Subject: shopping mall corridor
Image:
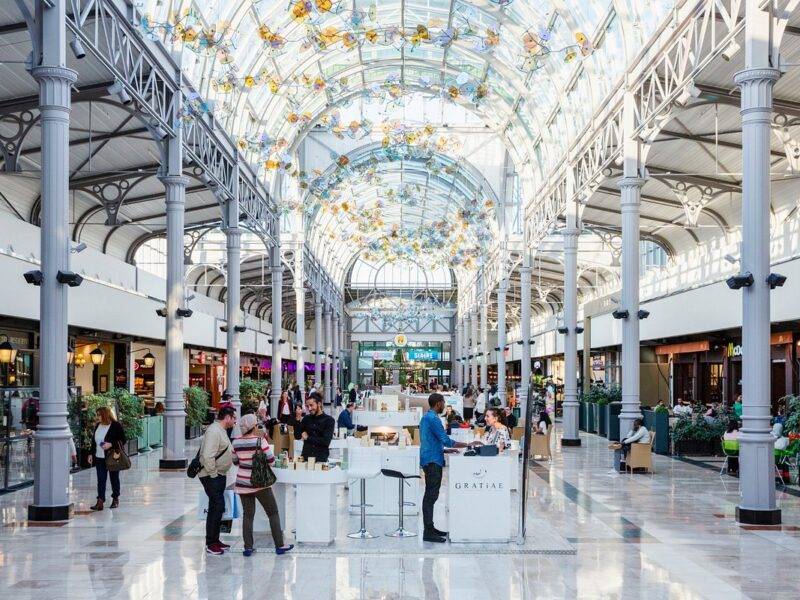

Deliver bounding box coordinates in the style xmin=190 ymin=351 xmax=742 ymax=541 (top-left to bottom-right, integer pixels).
xmin=1 ymin=430 xmax=799 ymax=600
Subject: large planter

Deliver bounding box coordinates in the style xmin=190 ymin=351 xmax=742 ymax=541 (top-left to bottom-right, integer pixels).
xmin=578 ymin=402 xmax=587 ymax=431
xmin=607 ymin=402 xmax=622 ymax=441
xmin=137 ymin=417 xmax=150 ymax=451
xmin=598 ymin=404 xmax=608 ymax=438
xmin=642 ymin=409 xmax=670 ymax=455
xmin=149 ymin=415 xmax=163 ymax=447
xmin=673 ymin=439 xmax=722 ymax=456
xmin=586 ymin=403 xmax=597 ymax=433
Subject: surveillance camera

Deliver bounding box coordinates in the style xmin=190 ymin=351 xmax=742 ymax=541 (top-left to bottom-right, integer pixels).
xmin=766 ymin=273 xmax=787 ymax=289
xmin=155 ymin=307 xmax=168 ymax=318
xmin=557 ymin=326 xmax=568 ymax=334
xmin=726 ymin=272 xmax=754 ymax=290
xmin=575 ymin=326 xmax=585 ymax=334
xmin=177 ymin=308 xmax=193 ymax=318
xmin=234 ymin=325 xmax=247 ymax=333
xmin=56 ymin=271 xmax=83 ymax=287
xmin=612 ymin=309 xmax=629 ymax=320
xmin=637 ymin=309 xmax=650 ymax=320
xmin=23 ymin=270 xmax=43 ymax=286
xmin=723 ymin=254 xmax=739 ymax=264
xmin=71 ymin=242 xmax=87 ymax=254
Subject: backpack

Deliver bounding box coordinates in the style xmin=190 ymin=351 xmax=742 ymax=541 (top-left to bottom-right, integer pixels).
xmin=250 ymin=443 xmax=277 ymax=488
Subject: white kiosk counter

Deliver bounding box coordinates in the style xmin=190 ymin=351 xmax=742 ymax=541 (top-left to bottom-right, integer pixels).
xmin=273 ymin=466 xmax=348 ymax=544
xmin=447 ymin=453 xmax=513 ymax=543
xmin=353 ymin=409 xmax=421 ymax=430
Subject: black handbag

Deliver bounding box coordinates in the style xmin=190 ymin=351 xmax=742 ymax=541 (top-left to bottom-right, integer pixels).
xmin=250 ymin=445 xmax=277 ymax=488
xmin=187 ymin=445 xmax=228 ymax=478
xmin=105 ymin=441 xmax=131 ymax=472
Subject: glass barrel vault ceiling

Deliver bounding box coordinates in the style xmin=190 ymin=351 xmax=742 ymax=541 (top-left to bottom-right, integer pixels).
xmin=137 ymin=0 xmax=679 ymax=282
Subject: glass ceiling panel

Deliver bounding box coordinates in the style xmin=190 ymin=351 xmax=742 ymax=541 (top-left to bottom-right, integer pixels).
xmin=135 ymin=0 xmax=674 ymax=283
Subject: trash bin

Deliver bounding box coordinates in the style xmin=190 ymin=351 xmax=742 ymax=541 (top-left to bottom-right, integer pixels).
xmin=607 ymin=402 xmax=622 ymax=441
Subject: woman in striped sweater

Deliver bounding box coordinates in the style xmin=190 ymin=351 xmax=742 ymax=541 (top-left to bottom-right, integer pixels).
xmin=233 ymin=413 xmax=293 ymax=556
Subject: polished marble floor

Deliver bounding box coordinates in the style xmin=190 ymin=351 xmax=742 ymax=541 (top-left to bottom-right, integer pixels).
xmin=2 ymin=430 xmax=800 ymax=600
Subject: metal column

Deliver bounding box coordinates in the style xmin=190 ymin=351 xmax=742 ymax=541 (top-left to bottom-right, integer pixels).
xmin=583 ymin=316 xmax=592 ymax=394
xmin=333 ymin=312 xmax=340 ymax=397
xmin=497 ymin=279 xmax=508 ymax=405
xmin=324 ymin=307 xmax=332 ymax=404
xmin=158 ymin=134 xmax=190 ymax=469
xmin=314 ymin=298 xmax=323 ymax=391
xmin=561 ymin=226 xmax=580 ymax=445
xmin=470 ymin=308 xmax=479 ymax=388
xmin=519 ymin=256 xmax=532 ymax=418
xmin=294 ymin=250 xmax=305 ymax=395
xmin=224 ymin=167 xmax=241 ymax=417
xmin=734 ymin=8 xmax=782 ymax=523
xmin=28 ymin=1 xmax=78 ymax=520
xmin=480 ymin=301 xmax=489 ymax=388
xmin=270 ymin=245 xmax=282 ymax=418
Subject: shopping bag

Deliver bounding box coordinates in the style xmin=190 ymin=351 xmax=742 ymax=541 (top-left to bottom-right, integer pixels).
xmin=197 ymin=489 xmax=242 ymax=520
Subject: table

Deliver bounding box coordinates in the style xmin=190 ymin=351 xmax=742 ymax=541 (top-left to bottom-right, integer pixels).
xmin=447 ymin=453 xmax=513 ymax=543
xmin=272 ymin=467 xmax=348 ymax=544
xmin=347 ymin=445 xmax=420 ymax=515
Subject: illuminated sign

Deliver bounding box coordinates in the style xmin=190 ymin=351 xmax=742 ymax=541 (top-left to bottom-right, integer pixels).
xmin=407 ymin=349 xmax=440 ymax=361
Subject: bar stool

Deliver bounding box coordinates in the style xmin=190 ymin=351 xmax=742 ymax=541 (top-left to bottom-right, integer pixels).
xmin=347 ymin=449 xmax=382 ymax=539
xmin=381 ymin=468 xmax=421 ymax=538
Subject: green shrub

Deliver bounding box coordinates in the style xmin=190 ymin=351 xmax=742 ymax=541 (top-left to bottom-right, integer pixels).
xmin=106 ymin=388 xmax=144 ymax=440
xmin=68 ymin=393 xmax=113 ymax=451
xmin=783 ymin=394 xmax=800 ymax=436
xmin=654 ymin=404 xmax=669 ymax=415
xmin=670 ymin=413 xmax=728 ymax=445
xmin=239 ymin=378 xmax=267 ymax=414
xmin=583 ymin=384 xmax=621 ymax=406
xmin=184 ymin=386 xmax=210 ymax=428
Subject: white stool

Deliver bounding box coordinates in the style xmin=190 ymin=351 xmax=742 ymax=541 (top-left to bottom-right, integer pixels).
xmin=346 ymin=447 xmax=382 ymax=539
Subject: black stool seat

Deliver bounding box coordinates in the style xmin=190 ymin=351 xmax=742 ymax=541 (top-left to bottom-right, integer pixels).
xmin=381 ymin=468 xmax=421 ymax=480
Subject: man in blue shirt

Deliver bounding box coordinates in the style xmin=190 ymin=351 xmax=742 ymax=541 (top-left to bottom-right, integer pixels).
xmin=419 ymin=393 xmax=470 ymax=543
xmin=337 ymin=402 xmax=356 ymax=433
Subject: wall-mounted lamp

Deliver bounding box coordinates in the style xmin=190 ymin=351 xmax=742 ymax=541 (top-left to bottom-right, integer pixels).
xmin=0 ymin=335 xmax=17 ymax=364
xmin=90 ymin=346 xmax=106 ymax=366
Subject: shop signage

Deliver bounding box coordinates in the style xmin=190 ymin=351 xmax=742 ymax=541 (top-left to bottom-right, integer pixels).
xmin=453 ymin=468 xmax=505 ymax=491
xmin=727 ymin=343 xmax=742 ymax=358
xmin=394 ymin=333 xmax=408 ymax=347
xmin=370 ymin=350 xmax=395 ymax=361
xmin=407 ymin=348 xmax=440 ymax=361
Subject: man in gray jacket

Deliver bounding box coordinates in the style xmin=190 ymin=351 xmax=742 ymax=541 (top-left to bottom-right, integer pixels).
xmin=200 ymin=405 xmax=235 ymax=555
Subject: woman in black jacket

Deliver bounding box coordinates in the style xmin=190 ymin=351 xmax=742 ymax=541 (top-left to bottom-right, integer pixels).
xmin=89 ymin=406 xmax=126 ymax=511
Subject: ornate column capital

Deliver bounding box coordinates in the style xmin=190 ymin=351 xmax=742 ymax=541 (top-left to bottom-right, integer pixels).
xmin=617 ymin=176 xmax=646 ymax=191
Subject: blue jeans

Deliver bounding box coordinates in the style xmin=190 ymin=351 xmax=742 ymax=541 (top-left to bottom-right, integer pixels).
xmin=95 ymin=457 xmax=120 ymax=501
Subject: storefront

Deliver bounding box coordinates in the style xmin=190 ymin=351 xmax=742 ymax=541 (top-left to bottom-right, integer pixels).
xmin=656 ymin=330 xmax=796 ymax=411
xmin=0 ymin=327 xmax=35 ymax=388
xmin=189 ymin=349 xmax=226 ymax=407
xmin=357 ymin=342 xmax=449 ymax=388
xmin=72 ymin=338 xmax=129 ymax=396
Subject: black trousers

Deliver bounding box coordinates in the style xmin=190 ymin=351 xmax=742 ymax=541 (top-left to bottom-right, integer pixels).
xmin=200 ymin=475 xmax=227 ymax=546
xmin=94 ymin=457 xmax=120 ymax=501
xmin=422 ymin=463 xmax=443 ymax=533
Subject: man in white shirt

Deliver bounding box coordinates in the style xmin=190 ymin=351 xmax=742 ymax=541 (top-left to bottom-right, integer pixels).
xmin=673 ymin=398 xmax=692 ymax=418
xmin=620 ymin=418 xmax=650 ymax=460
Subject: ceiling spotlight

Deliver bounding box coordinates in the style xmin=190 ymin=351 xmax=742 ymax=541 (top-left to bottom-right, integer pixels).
xmin=107 ymin=80 xmax=131 ymax=105
xmin=674 ymin=82 xmax=701 ymax=106
xmin=151 ymin=123 xmax=168 ymax=140
xmin=71 ymin=242 xmax=87 ymax=253
xmin=69 ymin=36 xmax=86 ymax=60
xmin=766 ymin=273 xmax=787 ymax=289
xmin=637 ymin=309 xmax=650 ymax=320
xmin=56 ymin=270 xmax=83 ymax=287
xmin=23 ymin=270 xmax=43 ymax=286
xmin=612 ymin=309 xmax=629 ymax=320
xmin=723 ymin=254 xmax=739 ymax=264
xmin=726 ymin=272 xmax=754 ymax=290
xmin=721 ymin=39 xmax=741 ymax=62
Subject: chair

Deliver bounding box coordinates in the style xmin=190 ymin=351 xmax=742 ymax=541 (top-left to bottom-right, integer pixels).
xmin=626 ymin=433 xmax=656 ymax=474
xmin=511 ymin=426 xmax=524 ymax=442
xmin=530 ymin=429 xmax=552 ymax=460
xmin=347 ymin=448 xmax=382 ymax=539
xmin=381 ymin=468 xmax=421 ymax=538
xmin=720 ymin=439 xmax=739 ymax=477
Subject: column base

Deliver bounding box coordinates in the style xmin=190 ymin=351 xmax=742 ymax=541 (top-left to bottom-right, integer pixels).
xmin=159 ymin=458 xmax=188 ymax=470
xmin=561 ymin=438 xmax=582 ymax=447
xmin=736 ymin=506 xmax=781 ymax=525
xmin=28 ymin=503 xmax=73 ymax=522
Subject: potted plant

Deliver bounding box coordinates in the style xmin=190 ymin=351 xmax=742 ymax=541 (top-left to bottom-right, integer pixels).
xmin=642 ymin=403 xmax=670 ymax=454
xmin=670 ymin=413 xmax=728 ymax=456
xmin=68 ymin=393 xmax=115 ymax=468
xmin=239 ymin=378 xmax=267 ymax=414
xmin=106 ymin=388 xmax=144 ymax=457
xmin=184 ymin=386 xmax=209 ymax=439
